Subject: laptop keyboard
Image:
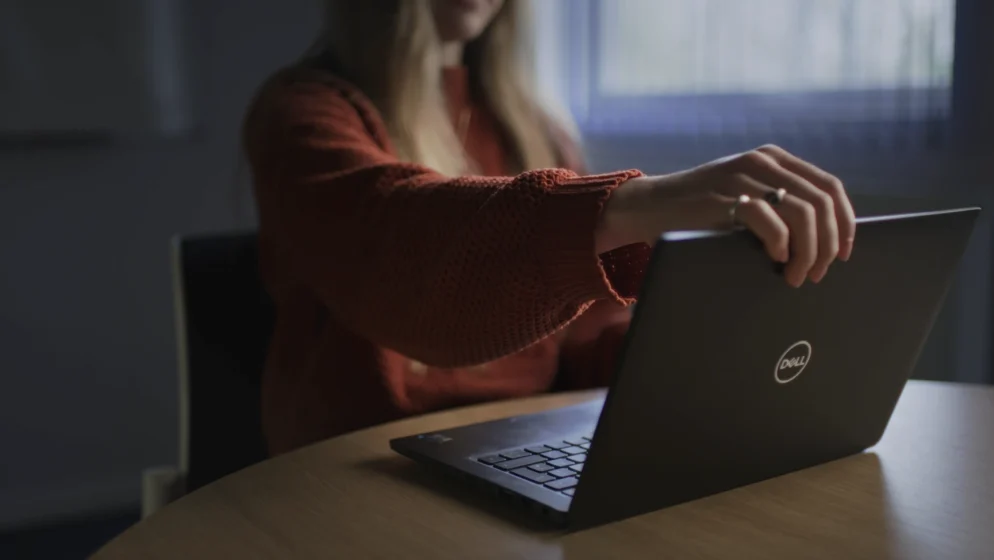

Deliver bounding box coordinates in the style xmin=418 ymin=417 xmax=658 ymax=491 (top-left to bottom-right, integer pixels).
xmin=476 ymin=436 xmax=592 ymax=497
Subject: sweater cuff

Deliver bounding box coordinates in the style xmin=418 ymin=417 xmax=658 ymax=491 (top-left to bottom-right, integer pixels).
xmin=598 ymin=242 xmax=653 ymax=300
xmin=537 ymin=169 xmax=644 ymax=309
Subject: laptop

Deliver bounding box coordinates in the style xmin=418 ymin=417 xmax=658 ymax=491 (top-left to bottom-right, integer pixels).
xmin=390 ymin=207 xmax=979 ymax=529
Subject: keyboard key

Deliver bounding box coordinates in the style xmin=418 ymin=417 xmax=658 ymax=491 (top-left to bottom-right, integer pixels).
xmin=529 ymin=463 xmax=555 ymax=473
xmin=541 ymin=450 xmax=567 ymax=459
xmin=547 ymin=458 xmax=574 ymax=468
xmin=545 ymin=477 xmax=579 ymax=490
xmin=547 ymin=441 xmax=573 ymax=449
xmin=511 ymin=467 xmax=556 ymax=484
xmin=524 ymin=446 xmax=550 ymax=454
xmin=494 ymin=455 xmax=546 ymax=470
xmin=563 ymin=488 xmax=576 ymax=496
xmin=580 ymin=443 xmax=590 ymax=450
xmin=500 ymin=449 xmax=532 ymax=460
xmin=564 ymin=438 xmax=586 ymax=446
xmin=570 ymin=453 xmax=587 ymax=463
xmin=569 ymin=463 xmax=583 ymax=473
xmin=548 ymin=468 xmax=575 ymax=478
xmin=561 ymin=446 xmax=585 ymax=455
xmin=478 ymin=455 xmax=504 ymax=464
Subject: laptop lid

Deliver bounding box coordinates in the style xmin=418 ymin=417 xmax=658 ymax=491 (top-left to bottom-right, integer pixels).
xmin=569 ymin=208 xmax=979 ymax=529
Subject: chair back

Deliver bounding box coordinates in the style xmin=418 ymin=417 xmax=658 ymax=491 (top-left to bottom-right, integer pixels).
xmin=172 ymin=231 xmax=273 ymax=492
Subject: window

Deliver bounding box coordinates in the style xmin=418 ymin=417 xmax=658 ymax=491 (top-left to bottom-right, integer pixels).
xmin=546 ymin=0 xmax=959 ymax=150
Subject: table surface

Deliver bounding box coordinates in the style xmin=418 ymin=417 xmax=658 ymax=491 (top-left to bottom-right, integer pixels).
xmin=94 ymin=380 xmax=994 ymax=560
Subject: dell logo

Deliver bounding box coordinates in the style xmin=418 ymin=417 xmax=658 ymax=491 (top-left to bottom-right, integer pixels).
xmin=775 ymin=341 xmax=812 ymax=384
xmin=781 ymin=356 xmax=807 ymax=369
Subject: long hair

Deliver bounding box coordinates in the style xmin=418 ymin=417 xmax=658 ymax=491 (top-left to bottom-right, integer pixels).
xmin=305 ymin=0 xmax=564 ymax=175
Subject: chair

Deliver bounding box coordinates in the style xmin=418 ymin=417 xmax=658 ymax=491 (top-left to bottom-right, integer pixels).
xmin=142 ymin=232 xmax=274 ymax=517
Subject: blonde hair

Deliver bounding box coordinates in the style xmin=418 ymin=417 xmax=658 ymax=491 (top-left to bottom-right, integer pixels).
xmin=307 ymin=0 xmax=563 ymax=175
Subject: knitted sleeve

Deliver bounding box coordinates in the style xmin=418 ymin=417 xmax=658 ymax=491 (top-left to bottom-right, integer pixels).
xmin=245 ymin=76 xmax=642 ymax=367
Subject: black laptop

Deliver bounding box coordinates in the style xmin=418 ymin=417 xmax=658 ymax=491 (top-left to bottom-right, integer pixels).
xmin=391 ymin=208 xmax=979 ymax=529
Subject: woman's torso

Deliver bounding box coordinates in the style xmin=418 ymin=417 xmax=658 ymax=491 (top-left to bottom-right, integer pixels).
xmin=257 ymin=67 xmax=569 ymax=454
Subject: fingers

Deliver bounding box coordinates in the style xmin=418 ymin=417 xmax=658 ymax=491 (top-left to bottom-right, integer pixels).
xmin=730 ymin=150 xmax=839 ymax=283
xmin=757 ymin=145 xmax=856 ymax=261
xmin=724 ymin=174 xmax=818 ymax=287
xmin=651 ymin=144 xmax=853 ymax=288
xmin=729 ymin=196 xmax=790 ymax=265
xmin=775 ymin=195 xmax=819 ymax=287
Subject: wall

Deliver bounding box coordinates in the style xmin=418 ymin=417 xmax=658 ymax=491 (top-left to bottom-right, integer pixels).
xmin=0 ymin=0 xmax=321 ymax=528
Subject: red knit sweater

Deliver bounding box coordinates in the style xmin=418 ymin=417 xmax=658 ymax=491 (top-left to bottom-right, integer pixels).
xmin=244 ymin=66 xmax=651 ymax=455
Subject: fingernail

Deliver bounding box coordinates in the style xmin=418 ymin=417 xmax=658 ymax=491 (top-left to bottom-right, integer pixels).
xmin=810 ymin=268 xmax=826 ymax=284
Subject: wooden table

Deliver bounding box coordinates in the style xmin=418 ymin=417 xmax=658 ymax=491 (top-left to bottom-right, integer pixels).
xmin=95 ymin=380 xmax=994 ymax=559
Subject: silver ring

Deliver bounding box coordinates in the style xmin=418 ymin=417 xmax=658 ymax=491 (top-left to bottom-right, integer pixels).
xmin=764 ymin=188 xmax=787 ymax=206
xmin=729 ymin=194 xmax=751 ymax=226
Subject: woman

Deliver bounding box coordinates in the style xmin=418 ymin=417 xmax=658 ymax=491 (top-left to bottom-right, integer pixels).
xmin=244 ymin=0 xmax=856 ymax=455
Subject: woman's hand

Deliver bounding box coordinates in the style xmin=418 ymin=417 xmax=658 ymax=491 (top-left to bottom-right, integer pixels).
xmin=596 ymin=145 xmax=856 ymax=287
